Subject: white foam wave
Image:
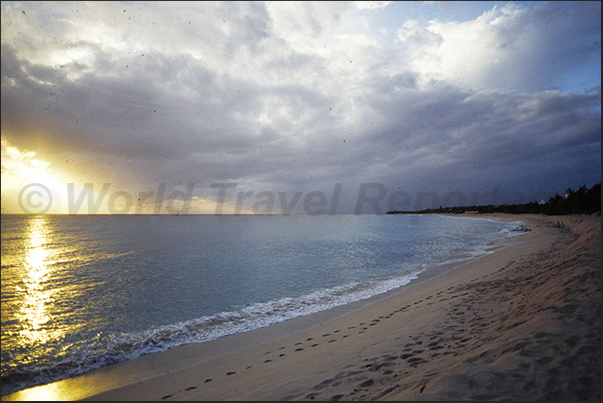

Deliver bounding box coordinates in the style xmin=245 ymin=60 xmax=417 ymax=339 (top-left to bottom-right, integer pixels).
xmin=498 ymin=220 xmax=530 ymax=237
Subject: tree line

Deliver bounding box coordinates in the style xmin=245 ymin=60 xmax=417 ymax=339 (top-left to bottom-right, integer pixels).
xmin=386 ymin=183 xmax=601 ymax=216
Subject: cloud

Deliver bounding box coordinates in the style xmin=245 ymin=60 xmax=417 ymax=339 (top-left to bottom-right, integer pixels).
xmin=397 ymin=2 xmax=601 ymax=92
xmin=354 ymin=2 xmax=393 ymax=11
xmin=1 ymin=1 xmax=600 ymax=213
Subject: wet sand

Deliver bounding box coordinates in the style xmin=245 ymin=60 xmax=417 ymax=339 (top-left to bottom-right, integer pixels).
xmin=3 ymin=214 xmax=600 ymax=401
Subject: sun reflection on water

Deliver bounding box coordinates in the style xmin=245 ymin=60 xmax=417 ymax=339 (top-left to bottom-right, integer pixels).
xmin=16 ymin=216 xmax=60 ymax=346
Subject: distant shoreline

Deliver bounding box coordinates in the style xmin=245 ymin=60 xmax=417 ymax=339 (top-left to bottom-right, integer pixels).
xmin=386 ymin=183 xmax=601 ymax=216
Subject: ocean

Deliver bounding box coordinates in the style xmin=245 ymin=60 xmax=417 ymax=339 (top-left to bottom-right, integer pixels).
xmin=0 ymin=214 xmax=526 ymax=396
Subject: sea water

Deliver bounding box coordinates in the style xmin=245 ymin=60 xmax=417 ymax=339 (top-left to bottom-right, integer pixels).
xmin=1 ymin=214 xmax=527 ymax=395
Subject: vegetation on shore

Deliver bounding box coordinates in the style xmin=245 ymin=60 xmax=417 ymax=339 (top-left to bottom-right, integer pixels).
xmin=386 ymin=183 xmax=601 ymax=216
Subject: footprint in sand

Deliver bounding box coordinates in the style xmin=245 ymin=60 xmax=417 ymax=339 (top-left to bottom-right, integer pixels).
xmin=359 ymin=379 xmax=374 ymax=388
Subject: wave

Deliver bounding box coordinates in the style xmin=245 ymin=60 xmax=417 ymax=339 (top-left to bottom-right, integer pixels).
xmin=497 ymin=220 xmax=530 ymax=237
xmin=1 ymin=270 xmax=421 ymax=396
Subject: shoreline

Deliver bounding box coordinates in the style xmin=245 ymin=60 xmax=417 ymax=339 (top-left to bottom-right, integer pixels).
xmin=2 ymin=214 xmax=600 ymax=401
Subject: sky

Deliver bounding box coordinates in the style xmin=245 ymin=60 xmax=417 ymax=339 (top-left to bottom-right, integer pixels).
xmin=1 ymin=1 xmax=601 ymax=214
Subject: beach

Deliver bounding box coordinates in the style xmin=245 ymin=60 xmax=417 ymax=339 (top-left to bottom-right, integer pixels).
xmin=3 ymin=214 xmax=600 ymax=401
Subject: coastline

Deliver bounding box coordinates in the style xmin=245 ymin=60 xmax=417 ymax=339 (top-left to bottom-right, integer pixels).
xmin=2 ymin=214 xmax=600 ymax=401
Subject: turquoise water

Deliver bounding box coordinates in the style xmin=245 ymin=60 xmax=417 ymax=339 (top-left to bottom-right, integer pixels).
xmin=1 ymin=214 xmax=525 ymax=395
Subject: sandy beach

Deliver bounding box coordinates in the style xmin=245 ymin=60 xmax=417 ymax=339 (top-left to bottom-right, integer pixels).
xmin=3 ymin=214 xmax=600 ymax=401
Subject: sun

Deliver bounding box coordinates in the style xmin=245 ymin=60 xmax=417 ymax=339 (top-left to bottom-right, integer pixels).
xmin=1 ymin=138 xmax=72 ymax=214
